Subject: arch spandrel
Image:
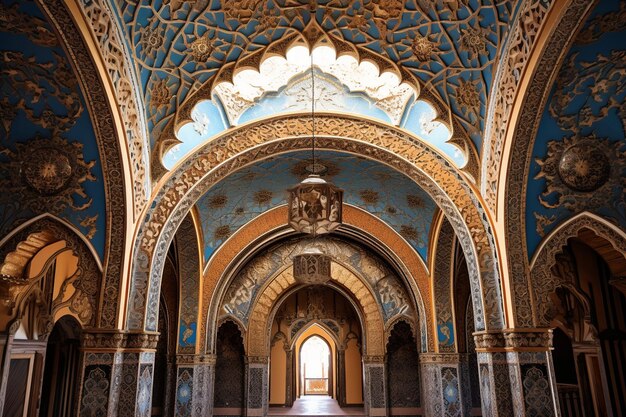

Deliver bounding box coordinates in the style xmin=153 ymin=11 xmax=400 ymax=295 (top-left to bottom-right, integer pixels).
xmin=127 ymin=114 xmax=503 ymax=336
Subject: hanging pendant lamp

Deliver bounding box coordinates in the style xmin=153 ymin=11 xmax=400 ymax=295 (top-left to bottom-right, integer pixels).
xmin=287 ymin=51 xmax=343 ymax=236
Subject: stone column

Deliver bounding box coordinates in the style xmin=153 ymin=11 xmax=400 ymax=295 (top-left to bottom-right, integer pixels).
xmin=419 ymin=353 xmax=471 ymax=417
xmin=337 ymin=347 xmax=346 ymax=407
xmin=77 ymin=331 xmax=159 ymax=417
xmin=474 ymin=329 xmax=560 ymax=417
xmin=362 ymin=355 xmax=387 ymax=417
xmin=284 ymin=349 xmax=294 ymax=406
xmin=174 ymin=354 xmax=217 ymax=417
xmin=245 ymin=356 xmax=269 ymax=417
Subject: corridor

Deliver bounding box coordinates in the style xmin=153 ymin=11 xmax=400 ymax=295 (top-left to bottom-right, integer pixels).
xmin=268 ymin=396 xmax=365 ymax=416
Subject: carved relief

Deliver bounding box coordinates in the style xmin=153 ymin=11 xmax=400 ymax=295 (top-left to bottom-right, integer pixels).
xmin=530 ymin=215 xmax=626 ymax=327
xmin=38 ymin=0 xmax=129 ymax=329
xmin=502 ymin=0 xmax=594 ymax=327
xmin=127 ymin=115 xmax=502 ymax=349
xmin=482 ymin=0 xmax=554 ymax=212
xmin=75 ymin=0 xmax=149 ymax=217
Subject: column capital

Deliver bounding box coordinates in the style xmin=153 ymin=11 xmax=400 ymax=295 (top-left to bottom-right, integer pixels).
xmin=362 ymin=354 xmax=385 ymax=364
xmin=419 ymin=352 xmax=468 ymax=364
xmin=245 ymin=355 xmax=269 ymax=365
xmin=176 ymin=353 xmax=217 ymax=365
xmin=473 ymin=328 xmax=552 ymax=352
xmin=81 ymin=330 xmax=160 ymax=351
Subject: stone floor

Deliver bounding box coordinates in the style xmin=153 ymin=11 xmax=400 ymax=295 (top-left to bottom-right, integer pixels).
xmin=268 ymin=396 xmax=365 ymax=416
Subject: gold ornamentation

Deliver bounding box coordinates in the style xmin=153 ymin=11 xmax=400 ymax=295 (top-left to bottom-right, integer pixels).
xmin=360 ymin=189 xmax=379 ymax=204
xmin=500 ymin=0 xmax=594 ymax=327
xmin=187 ymin=34 xmax=214 ymax=62
xmin=75 ymin=0 xmax=149 ymax=217
xmin=39 ymin=0 xmax=128 ymax=329
xmin=1 ymin=135 xmax=95 ymax=214
xmin=129 ymin=114 xmax=500 ymax=335
xmin=139 ymin=25 xmax=164 ymax=60
xmin=533 ymin=135 xmax=624 ymax=234
xmin=253 ymin=190 xmax=273 ymax=205
xmin=482 ymin=0 xmax=555 ymax=212
xmin=455 ymin=78 xmax=480 ymax=115
xmin=411 ymin=35 xmax=435 ymax=62
xmin=460 ymin=26 xmax=487 ymax=58
xmin=150 ymin=78 xmax=172 ymax=111
xmin=207 ymin=194 xmax=228 ymax=209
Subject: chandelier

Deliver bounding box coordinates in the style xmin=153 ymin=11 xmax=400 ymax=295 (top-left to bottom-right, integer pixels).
xmin=287 ymin=52 xmax=343 ymax=235
xmin=292 ymin=247 xmax=332 ymax=285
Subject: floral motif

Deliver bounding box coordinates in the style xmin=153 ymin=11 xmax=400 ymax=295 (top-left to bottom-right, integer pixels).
xmin=534 ymin=135 xmax=625 ymax=218
xmin=455 ymin=78 xmax=481 ymax=117
xmin=139 ymin=25 xmax=164 ymax=60
xmin=460 ymin=26 xmax=488 ymax=58
xmin=150 ymin=78 xmax=171 ymax=110
xmin=187 ymin=34 xmax=213 ymax=62
xmin=411 ymin=35 xmax=435 ymax=62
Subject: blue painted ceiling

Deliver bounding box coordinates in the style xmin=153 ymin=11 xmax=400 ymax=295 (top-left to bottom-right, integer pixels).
xmin=526 ymin=0 xmax=626 ymax=259
xmin=196 ymin=150 xmax=438 ymax=264
xmin=113 ymin=0 xmax=516 ymax=155
xmin=0 ymin=0 xmax=106 ymax=259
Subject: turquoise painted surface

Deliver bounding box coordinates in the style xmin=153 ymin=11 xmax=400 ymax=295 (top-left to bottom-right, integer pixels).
xmin=115 ymin=0 xmax=515 ymax=151
xmin=196 ymin=150 xmax=438 ymax=263
xmin=0 ymin=0 xmax=107 ymax=259
xmin=526 ymin=0 xmax=626 ymax=259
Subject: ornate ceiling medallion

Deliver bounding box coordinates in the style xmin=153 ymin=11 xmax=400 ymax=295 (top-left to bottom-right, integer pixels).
xmin=535 ymin=135 xmax=625 ymax=212
xmin=293 ymin=248 xmax=331 ymax=285
xmin=1 ymin=135 xmax=96 ymax=214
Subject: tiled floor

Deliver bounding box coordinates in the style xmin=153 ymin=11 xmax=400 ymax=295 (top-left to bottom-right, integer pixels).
xmin=268 ymin=396 xmax=365 ymax=416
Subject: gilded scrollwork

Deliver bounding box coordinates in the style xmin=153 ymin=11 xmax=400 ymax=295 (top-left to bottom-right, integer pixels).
xmin=482 ymin=0 xmax=555 ymax=213
xmin=75 ymin=0 xmax=150 ymax=218
xmin=127 ymin=114 xmax=503 ymax=343
xmin=501 ymin=0 xmax=595 ymax=327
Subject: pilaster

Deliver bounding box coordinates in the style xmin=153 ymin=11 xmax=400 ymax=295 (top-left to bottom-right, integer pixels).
xmin=419 ymin=353 xmax=470 ymax=417
xmin=77 ymin=331 xmax=158 ymax=417
xmin=245 ymin=356 xmax=269 ymax=417
xmin=362 ymin=355 xmax=387 ymax=417
xmin=474 ymin=329 xmax=559 ymax=417
xmin=174 ymin=353 xmax=217 ymax=417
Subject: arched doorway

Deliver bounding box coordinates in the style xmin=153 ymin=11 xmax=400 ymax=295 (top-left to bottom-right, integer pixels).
xmin=38 ymin=316 xmax=82 ymax=417
xmin=299 ymin=334 xmax=331 ymax=396
xmin=268 ymin=286 xmax=364 ymax=415
xmin=214 ymin=321 xmax=246 ymax=417
xmin=545 ymin=236 xmax=626 ymax=416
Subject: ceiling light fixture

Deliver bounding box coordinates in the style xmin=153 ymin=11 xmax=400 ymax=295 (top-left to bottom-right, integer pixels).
xmin=287 ymin=50 xmax=343 ymax=236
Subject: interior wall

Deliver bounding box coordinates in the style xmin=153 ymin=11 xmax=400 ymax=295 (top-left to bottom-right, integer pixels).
xmin=344 ymin=338 xmax=363 ymax=404
xmin=270 ymin=335 xmax=287 ymax=405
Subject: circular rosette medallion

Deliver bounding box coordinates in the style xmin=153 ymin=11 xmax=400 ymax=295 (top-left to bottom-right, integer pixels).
xmin=22 ymin=147 xmax=73 ymax=195
xmin=558 ymin=144 xmax=610 ymax=192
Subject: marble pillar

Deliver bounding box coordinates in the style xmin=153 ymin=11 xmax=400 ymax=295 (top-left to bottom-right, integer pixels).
xmin=474 ymin=329 xmax=560 ymax=417
xmin=77 ymin=331 xmax=159 ymax=417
